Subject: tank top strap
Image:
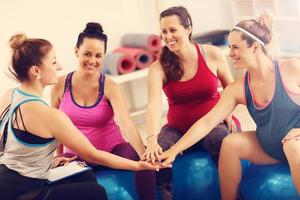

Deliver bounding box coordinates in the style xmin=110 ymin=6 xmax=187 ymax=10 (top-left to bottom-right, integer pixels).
xmin=63 ymin=72 xmax=74 ymax=94
xmin=272 ymin=60 xmax=285 ymax=94
xmin=195 ymin=44 xmax=205 ymax=65
xmin=99 ymin=73 xmax=105 ymax=96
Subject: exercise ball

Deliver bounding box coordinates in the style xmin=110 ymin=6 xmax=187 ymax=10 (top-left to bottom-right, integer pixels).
xmin=95 ymin=170 xmax=138 ymax=200
xmin=240 ymin=163 xmax=300 ymax=200
xmin=173 ymin=151 xmax=221 ymax=200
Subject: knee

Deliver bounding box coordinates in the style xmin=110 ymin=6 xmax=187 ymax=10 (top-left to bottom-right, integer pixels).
xmin=221 ymin=134 xmax=243 ymax=154
xmin=203 ymin=126 xmax=229 ymax=147
xmin=283 ymin=141 xmax=300 ymax=164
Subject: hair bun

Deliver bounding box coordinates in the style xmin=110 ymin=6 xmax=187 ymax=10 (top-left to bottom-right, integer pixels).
xmin=9 ymin=33 xmax=27 ymax=50
xmin=255 ymin=11 xmax=273 ymax=33
xmin=84 ymin=22 xmax=104 ymax=34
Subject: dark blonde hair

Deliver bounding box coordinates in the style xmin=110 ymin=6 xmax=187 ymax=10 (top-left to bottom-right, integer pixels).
xmin=232 ymin=11 xmax=273 ymax=55
xmin=9 ymin=33 xmax=53 ymax=82
xmin=159 ymin=6 xmax=193 ymax=81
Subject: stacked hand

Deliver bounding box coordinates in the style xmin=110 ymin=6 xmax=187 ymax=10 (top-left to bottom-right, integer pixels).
xmin=142 ymin=137 xmax=162 ymax=164
xmin=225 ymin=115 xmax=238 ymax=133
xmin=159 ymin=146 xmax=178 ymax=167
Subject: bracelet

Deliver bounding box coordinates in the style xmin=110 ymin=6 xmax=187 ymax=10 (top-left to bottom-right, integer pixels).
xmin=146 ymin=134 xmax=157 ymax=141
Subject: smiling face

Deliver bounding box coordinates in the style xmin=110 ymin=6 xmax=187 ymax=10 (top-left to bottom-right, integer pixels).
xmin=75 ymin=37 xmax=105 ymax=74
xmin=228 ymin=31 xmax=257 ymax=69
xmin=160 ymin=15 xmax=191 ymax=53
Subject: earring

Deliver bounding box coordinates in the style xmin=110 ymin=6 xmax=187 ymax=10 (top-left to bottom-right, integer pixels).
xmin=36 ymin=74 xmax=41 ymax=80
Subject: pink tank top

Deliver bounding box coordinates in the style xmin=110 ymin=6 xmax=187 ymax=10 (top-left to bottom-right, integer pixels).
xmin=59 ymin=72 xmax=125 ymax=154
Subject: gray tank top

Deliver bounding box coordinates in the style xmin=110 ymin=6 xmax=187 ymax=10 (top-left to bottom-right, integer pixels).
xmin=244 ymin=61 xmax=300 ymax=162
xmin=0 ymin=88 xmax=58 ymax=179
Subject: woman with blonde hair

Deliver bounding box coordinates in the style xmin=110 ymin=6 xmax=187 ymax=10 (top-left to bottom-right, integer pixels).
xmin=160 ymin=11 xmax=300 ymax=199
xmin=0 ymin=33 xmax=160 ymax=200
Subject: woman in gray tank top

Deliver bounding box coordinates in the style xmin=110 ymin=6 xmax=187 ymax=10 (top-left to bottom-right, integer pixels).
xmin=158 ymin=11 xmax=300 ymax=200
xmin=0 ymin=33 xmax=165 ymax=200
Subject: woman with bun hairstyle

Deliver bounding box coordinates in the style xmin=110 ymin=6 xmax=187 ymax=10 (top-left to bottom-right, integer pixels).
xmin=0 ymin=33 xmax=160 ymax=200
xmin=51 ymin=22 xmax=158 ymax=200
xmin=160 ymin=11 xmax=300 ymax=199
xmin=144 ymin=6 xmax=240 ymax=199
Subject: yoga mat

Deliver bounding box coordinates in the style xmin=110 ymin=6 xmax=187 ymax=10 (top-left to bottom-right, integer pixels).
xmin=101 ymin=52 xmax=136 ymax=75
xmin=114 ymin=47 xmax=153 ymax=69
xmin=121 ymin=34 xmax=161 ymax=52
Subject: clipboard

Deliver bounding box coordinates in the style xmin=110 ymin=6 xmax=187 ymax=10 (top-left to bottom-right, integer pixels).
xmin=47 ymin=161 xmax=92 ymax=183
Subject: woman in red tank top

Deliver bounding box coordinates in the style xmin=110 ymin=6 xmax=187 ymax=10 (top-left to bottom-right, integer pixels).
xmin=143 ymin=6 xmax=240 ymax=200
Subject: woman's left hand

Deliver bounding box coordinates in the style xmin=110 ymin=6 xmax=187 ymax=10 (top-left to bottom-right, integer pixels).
xmin=225 ymin=115 xmax=237 ymax=133
xmin=159 ymin=147 xmax=179 ymax=166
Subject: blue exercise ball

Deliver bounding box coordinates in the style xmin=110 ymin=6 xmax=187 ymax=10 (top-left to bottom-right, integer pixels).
xmin=240 ymin=163 xmax=300 ymax=200
xmin=173 ymin=151 xmax=221 ymax=200
xmin=95 ymin=170 xmax=138 ymax=200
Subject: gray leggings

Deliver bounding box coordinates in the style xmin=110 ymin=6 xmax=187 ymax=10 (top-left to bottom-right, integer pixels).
xmin=156 ymin=123 xmax=230 ymax=198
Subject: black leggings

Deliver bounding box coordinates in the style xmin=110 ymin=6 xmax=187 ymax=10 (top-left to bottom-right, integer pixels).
xmin=0 ymin=164 xmax=107 ymax=200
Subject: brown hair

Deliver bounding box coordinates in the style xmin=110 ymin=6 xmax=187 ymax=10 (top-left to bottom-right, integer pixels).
xmin=232 ymin=11 xmax=273 ymax=55
xmin=76 ymin=22 xmax=108 ymax=53
xmin=9 ymin=33 xmax=53 ymax=82
xmin=159 ymin=6 xmax=193 ymax=81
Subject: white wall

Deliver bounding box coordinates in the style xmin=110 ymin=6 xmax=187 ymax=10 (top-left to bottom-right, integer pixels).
xmin=160 ymin=0 xmax=233 ymax=34
xmin=0 ymin=0 xmax=161 ymax=100
xmin=0 ymin=0 xmax=235 ymax=102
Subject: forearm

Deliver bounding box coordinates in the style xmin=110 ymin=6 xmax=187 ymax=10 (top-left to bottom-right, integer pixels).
xmin=84 ymin=149 xmax=138 ymax=170
xmin=121 ymin=124 xmax=145 ymax=158
xmin=172 ymin=116 xmax=221 ymax=154
xmin=56 ymin=143 xmax=64 ymax=155
xmin=145 ymin=103 xmax=162 ymax=137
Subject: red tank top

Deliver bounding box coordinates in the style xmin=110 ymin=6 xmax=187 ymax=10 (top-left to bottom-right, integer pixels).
xmin=163 ymin=44 xmax=220 ymax=133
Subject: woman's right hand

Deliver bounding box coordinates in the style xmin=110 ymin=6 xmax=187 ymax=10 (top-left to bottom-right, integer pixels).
xmin=142 ymin=137 xmax=163 ymax=164
xmin=51 ymin=155 xmax=77 ymax=168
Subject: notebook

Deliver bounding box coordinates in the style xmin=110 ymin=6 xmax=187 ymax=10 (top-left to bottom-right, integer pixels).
xmin=47 ymin=161 xmax=92 ymax=183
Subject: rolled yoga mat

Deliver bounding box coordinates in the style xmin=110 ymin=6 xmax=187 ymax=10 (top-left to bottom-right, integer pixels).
xmin=101 ymin=52 xmax=136 ymax=75
xmin=121 ymin=34 xmax=161 ymax=52
xmin=114 ymin=47 xmax=153 ymax=69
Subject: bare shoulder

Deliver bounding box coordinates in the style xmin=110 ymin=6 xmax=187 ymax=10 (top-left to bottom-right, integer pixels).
xmin=51 ymin=74 xmax=68 ymax=96
xmin=25 ymin=102 xmax=68 ymax=124
xmin=223 ymin=77 xmax=245 ymax=104
xmin=104 ymin=76 xmax=118 ymax=90
xmin=279 ymin=58 xmax=300 ymax=72
xmin=103 ymin=76 xmax=120 ymax=99
xmin=201 ymin=44 xmax=224 ymax=59
xmin=0 ymin=88 xmax=14 ymax=112
xmin=148 ymin=60 xmax=165 ymax=79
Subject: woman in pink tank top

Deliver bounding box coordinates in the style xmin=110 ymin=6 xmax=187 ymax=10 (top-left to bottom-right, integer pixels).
xmin=51 ymin=22 xmax=160 ymax=200
xmin=144 ymin=6 xmax=240 ymax=200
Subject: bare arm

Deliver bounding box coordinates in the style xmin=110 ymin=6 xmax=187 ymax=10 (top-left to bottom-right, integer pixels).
xmin=50 ymin=75 xmax=67 ymax=155
xmin=44 ymin=107 xmax=158 ymax=171
xmin=145 ymin=61 xmax=165 ymax=139
xmin=105 ymin=77 xmax=145 ymax=158
xmin=206 ymin=45 xmax=237 ymax=131
xmin=160 ymin=79 xmax=245 ymax=164
xmin=144 ymin=61 xmax=165 ymax=161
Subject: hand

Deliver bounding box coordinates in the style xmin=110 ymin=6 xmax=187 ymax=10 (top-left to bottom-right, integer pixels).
xmin=159 ymin=146 xmax=179 ymax=167
xmin=142 ymin=137 xmax=163 ymax=164
xmin=282 ymin=128 xmax=300 ymax=144
xmin=51 ymin=155 xmax=77 ymax=168
xmin=135 ymin=160 xmax=172 ymax=171
xmin=225 ymin=115 xmax=237 ymax=133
